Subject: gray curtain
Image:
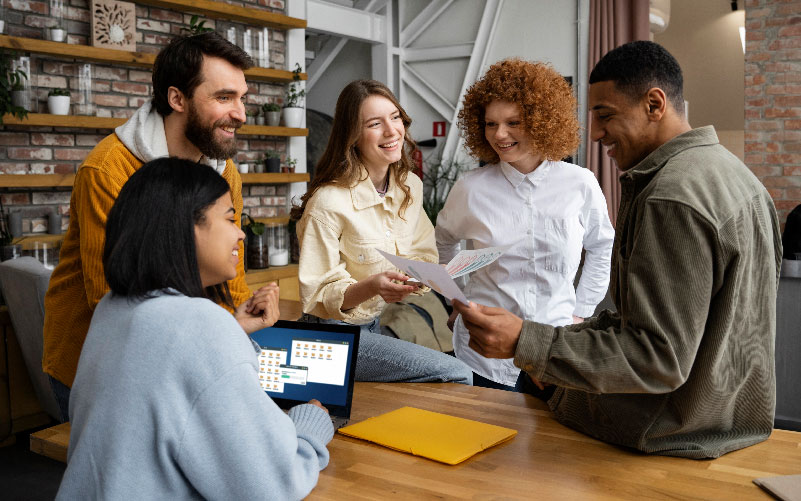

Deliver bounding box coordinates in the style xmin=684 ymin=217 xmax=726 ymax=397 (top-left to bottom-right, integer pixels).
xmin=587 ymin=0 xmax=650 ymax=226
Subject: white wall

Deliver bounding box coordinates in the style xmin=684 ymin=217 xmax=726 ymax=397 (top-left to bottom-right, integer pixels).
xmin=305 ymin=0 xmax=586 ymax=162
xmin=306 ymin=40 xmax=373 ymax=118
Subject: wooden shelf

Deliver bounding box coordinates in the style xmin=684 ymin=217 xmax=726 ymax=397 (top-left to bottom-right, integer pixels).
xmin=1 ymin=114 xmax=307 ymax=137
xmin=0 ymin=172 xmax=308 ymax=188
xmin=0 ymin=174 xmax=75 ymax=188
xmin=0 ymin=35 xmax=308 ymax=83
xmin=241 ymin=173 xmax=308 ymax=183
xmin=245 ymin=263 xmax=298 ymax=286
xmin=136 ymin=0 xmax=307 ymax=30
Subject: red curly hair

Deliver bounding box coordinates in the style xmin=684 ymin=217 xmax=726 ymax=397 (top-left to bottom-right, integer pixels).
xmin=458 ymin=59 xmax=579 ymax=164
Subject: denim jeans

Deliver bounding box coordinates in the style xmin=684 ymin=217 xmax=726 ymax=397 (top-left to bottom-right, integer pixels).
xmin=299 ymin=314 xmax=472 ymax=384
xmin=48 ymin=375 xmax=71 ymax=423
xmin=472 ymin=370 xmax=556 ymax=402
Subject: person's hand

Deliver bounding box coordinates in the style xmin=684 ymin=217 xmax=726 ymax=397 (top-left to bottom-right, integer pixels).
xmin=572 ymin=315 xmax=584 ymax=324
xmin=452 ymin=300 xmax=523 ymax=359
xmin=308 ymin=399 xmax=329 ymax=414
xmin=447 ymin=310 xmax=459 ymax=331
xmin=235 ymin=283 xmax=280 ymax=333
xmin=370 ymin=271 xmax=420 ymax=303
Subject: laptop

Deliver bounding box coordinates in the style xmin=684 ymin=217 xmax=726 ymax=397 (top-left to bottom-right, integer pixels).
xmin=249 ymin=320 xmax=360 ymax=429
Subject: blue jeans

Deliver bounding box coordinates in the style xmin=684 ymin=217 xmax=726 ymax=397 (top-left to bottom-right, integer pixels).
xmin=48 ymin=375 xmax=70 ymax=423
xmin=472 ymin=371 xmax=556 ymax=402
xmin=299 ymin=314 xmax=472 ymax=384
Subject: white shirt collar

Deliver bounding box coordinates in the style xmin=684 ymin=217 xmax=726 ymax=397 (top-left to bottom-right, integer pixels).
xmin=498 ymin=160 xmax=554 ymax=188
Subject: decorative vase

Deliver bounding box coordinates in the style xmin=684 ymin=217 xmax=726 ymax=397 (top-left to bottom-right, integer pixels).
xmin=48 ymin=95 xmax=70 ymax=115
xmin=282 ymin=107 xmax=303 ymax=128
xmin=265 ymin=111 xmax=281 ymax=126
xmin=254 ymin=162 xmax=265 ymax=173
xmin=265 ymin=157 xmax=280 ymax=173
xmin=246 ymin=115 xmax=255 ymax=125
xmin=255 ymin=115 xmax=265 ymax=125
xmin=0 ymin=20 xmax=6 ymax=34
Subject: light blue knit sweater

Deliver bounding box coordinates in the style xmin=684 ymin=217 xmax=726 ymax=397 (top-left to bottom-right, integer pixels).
xmin=57 ymin=291 xmax=334 ymax=500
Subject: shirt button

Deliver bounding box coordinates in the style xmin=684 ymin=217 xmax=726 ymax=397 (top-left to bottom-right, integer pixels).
xmin=385 ymin=230 xmax=391 ymax=237
xmin=358 ymin=254 xmax=364 ymax=263
xmin=527 ymin=229 xmax=533 ymax=235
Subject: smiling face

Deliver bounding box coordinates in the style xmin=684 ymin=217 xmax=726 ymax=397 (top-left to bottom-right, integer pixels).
xmin=183 ymin=56 xmax=248 ymax=160
xmin=483 ymin=100 xmax=542 ymax=173
xmin=356 ymin=95 xmax=406 ymax=172
xmin=589 ymin=80 xmax=656 ymax=171
xmin=194 ymin=193 xmax=245 ymax=289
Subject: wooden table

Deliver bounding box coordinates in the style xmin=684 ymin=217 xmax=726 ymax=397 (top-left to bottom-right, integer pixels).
xmin=32 ymin=382 xmax=801 ymax=499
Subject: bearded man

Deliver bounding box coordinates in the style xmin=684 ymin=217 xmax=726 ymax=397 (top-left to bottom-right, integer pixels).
xmin=43 ymin=33 xmax=277 ymax=422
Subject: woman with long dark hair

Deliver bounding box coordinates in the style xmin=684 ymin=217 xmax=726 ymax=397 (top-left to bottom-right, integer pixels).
xmin=292 ymin=79 xmax=471 ymax=384
xmin=58 ymin=158 xmax=332 ymax=500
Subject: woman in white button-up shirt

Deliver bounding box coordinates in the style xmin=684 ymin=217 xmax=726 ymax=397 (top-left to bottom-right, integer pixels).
xmin=290 ymin=80 xmax=471 ymax=384
xmin=436 ymin=59 xmax=614 ymax=391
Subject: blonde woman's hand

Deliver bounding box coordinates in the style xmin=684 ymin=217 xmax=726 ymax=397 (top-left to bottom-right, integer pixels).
xmin=370 ymin=271 xmax=420 ymax=303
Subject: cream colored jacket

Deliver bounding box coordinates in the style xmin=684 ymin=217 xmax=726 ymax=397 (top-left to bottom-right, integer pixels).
xmin=297 ymin=169 xmax=437 ymax=323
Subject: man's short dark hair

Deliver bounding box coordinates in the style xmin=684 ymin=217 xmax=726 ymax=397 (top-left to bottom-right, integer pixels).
xmin=152 ymin=32 xmax=253 ymax=117
xmin=589 ymin=40 xmax=684 ymax=114
xmin=103 ymin=157 xmax=233 ymax=308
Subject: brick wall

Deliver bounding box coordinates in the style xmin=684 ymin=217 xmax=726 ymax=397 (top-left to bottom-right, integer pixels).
xmin=0 ymin=0 xmax=292 ymax=235
xmin=745 ymin=0 xmax=801 ymax=226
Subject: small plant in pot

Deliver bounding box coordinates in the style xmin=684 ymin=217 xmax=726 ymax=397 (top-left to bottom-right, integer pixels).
xmin=245 ymin=109 xmax=257 ymax=125
xmin=282 ymin=156 xmax=297 ymax=173
xmin=242 ymin=213 xmax=269 ymax=269
xmin=49 ymin=22 xmax=67 ymax=42
xmin=47 ymin=88 xmax=70 ymax=115
xmin=282 ymin=63 xmax=305 ymax=128
xmin=264 ymin=150 xmax=281 ymax=173
xmin=262 ymin=102 xmax=281 ymax=126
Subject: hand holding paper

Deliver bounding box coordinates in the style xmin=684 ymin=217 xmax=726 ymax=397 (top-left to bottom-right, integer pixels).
xmin=375 ymin=246 xmax=509 ymax=304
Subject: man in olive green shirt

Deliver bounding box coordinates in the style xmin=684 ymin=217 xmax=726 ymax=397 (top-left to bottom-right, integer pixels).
xmin=455 ymin=41 xmax=782 ymax=458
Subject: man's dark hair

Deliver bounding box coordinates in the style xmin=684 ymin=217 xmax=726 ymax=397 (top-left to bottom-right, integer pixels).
xmin=589 ymin=40 xmax=684 ymax=114
xmin=103 ymin=157 xmax=234 ymax=308
xmin=152 ymin=32 xmax=252 ymax=117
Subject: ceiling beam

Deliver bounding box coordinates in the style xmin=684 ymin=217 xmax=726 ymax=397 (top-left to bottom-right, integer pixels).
xmin=399 ymin=0 xmax=454 ymax=47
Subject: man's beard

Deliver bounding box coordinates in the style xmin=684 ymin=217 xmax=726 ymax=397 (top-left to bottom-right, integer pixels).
xmin=184 ymin=102 xmax=241 ymax=160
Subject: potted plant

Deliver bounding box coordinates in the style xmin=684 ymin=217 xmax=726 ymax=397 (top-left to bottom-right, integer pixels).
xmin=242 ymin=213 xmax=268 ymax=269
xmin=264 ymin=150 xmax=280 ymax=173
xmin=255 ymin=107 xmax=265 ymax=125
xmin=282 ymin=63 xmax=305 ymax=128
xmin=282 ymin=156 xmax=297 ymax=173
xmin=181 ymin=15 xmax=213 ymax=36
xmin=47 ymin=88 xmax=70 ymax=115
xmin=49 ymin=22 xmax=67 ymax=43
xmin=262 ymin=102 xmax=281 ymax=126
xmin=245 ymin=109 xmax=257 ymax=125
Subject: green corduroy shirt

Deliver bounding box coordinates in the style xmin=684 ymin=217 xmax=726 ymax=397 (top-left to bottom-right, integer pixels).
xmin=515 ymin=126 xmax=782 ymax=458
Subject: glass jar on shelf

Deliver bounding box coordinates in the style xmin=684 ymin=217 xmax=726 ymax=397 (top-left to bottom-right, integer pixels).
xmin=46 ymin=0 xmax=67 ymax=42
xmin=267 ymin=223 xmax=289 ymax=267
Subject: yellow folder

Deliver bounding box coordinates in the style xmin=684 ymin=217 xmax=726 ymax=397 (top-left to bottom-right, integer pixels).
xmin=337 ymin=406 xmax=517 ymax=465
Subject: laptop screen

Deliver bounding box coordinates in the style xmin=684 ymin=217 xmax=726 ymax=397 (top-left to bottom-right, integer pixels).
xmin=249 ymin=320 xmax=360 ymax=417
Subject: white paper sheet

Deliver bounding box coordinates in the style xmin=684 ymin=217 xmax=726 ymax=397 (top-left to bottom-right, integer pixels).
xmin=376 ymin=249 xmax=469 ymax=304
